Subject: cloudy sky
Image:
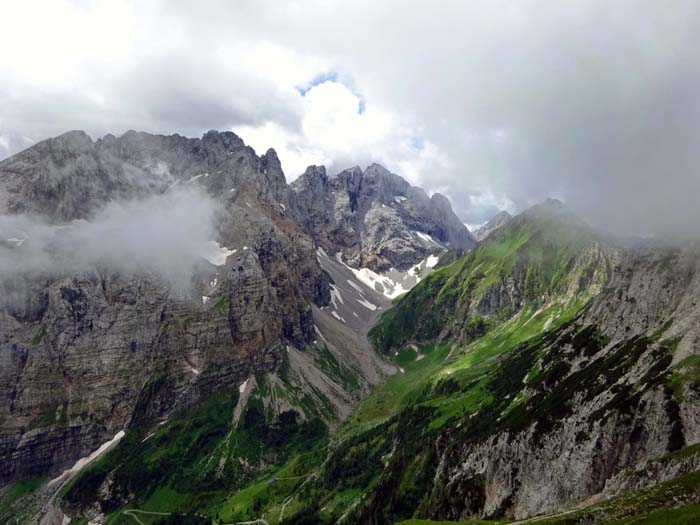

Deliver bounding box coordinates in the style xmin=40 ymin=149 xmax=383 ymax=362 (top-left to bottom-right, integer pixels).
xmin=1 ymin=0 xmax=699 ymax=235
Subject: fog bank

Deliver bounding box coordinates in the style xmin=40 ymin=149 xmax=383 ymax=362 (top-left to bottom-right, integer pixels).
xmin=0 ymin=186 xmax=222 ymax=286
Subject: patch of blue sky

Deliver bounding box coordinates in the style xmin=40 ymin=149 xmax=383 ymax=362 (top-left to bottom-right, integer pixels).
xmin=296 ymin=72 xmax=366 ymax=114
xmin=296 ymin=72 xmax=339 ymax=96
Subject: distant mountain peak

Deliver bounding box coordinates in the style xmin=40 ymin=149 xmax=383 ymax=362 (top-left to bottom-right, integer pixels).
xmin=364 ymin=162 xmax=390 ymax=173
xmin=521 ymin=197 xmax=584 ymax=226
xmin=42 ymin=129 xmax=94 ymax=152
xmin=474 ymin=210 xmax=512 ymax=241
xmin=292 ymin=161 xmax=474 ymax=271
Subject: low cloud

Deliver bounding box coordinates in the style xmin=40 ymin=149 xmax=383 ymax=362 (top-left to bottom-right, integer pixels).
xmin=0 ymin=186 xmax=221 ymax=287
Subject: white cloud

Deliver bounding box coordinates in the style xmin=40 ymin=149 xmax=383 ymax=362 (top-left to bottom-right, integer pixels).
xmin=2 ymin=0 xmax=700 ymax=236
xmin=0 ymin=186 xmax=219 ymax=288
xmin=233 ymin=121 xmax=330 ymax=178
xmin=0 ymin=0 xmax=141 ymax=86
xmin=301 ymin=81 xmax=389 ymax=152
xmin=236 ymin=42 xmax=329 ymax=90
xmin=468 ymin=190 xmax=516 ymax=216
xmin=235 ymin=79 xmax=444 ymax=181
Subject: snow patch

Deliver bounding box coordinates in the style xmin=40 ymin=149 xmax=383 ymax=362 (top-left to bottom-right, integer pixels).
xmin=394 ymin=195 xmax=407 ymax=203
xmin=335 ymin=253 xmax=407 ymax=299
xmin=543 ymin=316 xmax=554 ymax=331
xmin=426 ymin=255 xmax=440 ymax=268
xmin=346 ymin=279 xmax=365 ymax=294
xmin=332 ymin=252 xmax=442 ymax=301
xmin=189 ymin=173 xmax=209 ymax=182
xmin=329 ymin=284 xmax=344 ymax=309
xmin=202 ymin=296 xmax=209 ymax=305
xmin=49 ymin=430 xmax=126 ymax=486
xmin=203 ymin=240 xmax=235 ymax=266
xmin=331 ymin=310 xmax=346 ymax=323
xmin=356 ymin=296 xmax=378 ymax=311
xmin=239 ymin=378 xmax=249 ymax=394
xmin=353 ymin=266 xmax=407 ymax=299
xmin=413 ymin=231 xmax=441 ymax=246
xmin=314 ymin=325 xmax=329 ymax=344
xmin=4 ymin=237 xmax=25 ymax=247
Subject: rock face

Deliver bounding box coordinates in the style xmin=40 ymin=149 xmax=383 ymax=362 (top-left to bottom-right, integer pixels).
xmin=0 ymin=130 xmax=469 ymax=488
xmin=419 ymin=244 xmax=700 ymax=521
xmin=0 ymin=130 xmax=315 ymax=484
xmin=291 ymin=163 xmax=475 ymax=272
xmin=474 ymin=210 xmax=511 ymax=242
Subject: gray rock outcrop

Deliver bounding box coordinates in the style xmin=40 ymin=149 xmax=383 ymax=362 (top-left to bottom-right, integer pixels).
xmin=0 ymin=130 xmax=324 ymax=483
xmin=474 ymin=210 xmax=512 ymax=241
xmin=291 ymin=162 xmax=475 ymax=272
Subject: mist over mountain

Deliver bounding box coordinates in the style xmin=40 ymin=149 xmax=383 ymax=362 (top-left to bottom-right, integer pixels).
xmin=0 ymin=186 xmax=220 ymax=286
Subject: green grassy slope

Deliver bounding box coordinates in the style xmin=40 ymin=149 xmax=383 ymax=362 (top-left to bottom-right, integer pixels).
xmin=370 ymin=210 xmax=608 ymax=354
xmin=257 ymin=309 xmax=600 ymax=523
xmin=0 ymin=477 xmax=45 ymax=525
xmin=58 ymin=383 xmax=327 ymax=525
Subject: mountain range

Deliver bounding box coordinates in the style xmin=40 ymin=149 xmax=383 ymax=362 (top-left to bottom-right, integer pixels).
xmin=1 ymin=130 xmax=699 ymax=525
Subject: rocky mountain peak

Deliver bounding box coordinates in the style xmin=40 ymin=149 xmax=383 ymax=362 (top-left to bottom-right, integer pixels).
xmin=259 ymin=148 xmax=287 ymax=193
xmin=51 ymin=129 xmax=94 ymax=148
xmin=293 ymin=165 xmax=328 ymax=188
xmin=19 ymin=130 xmax=94 ymax=167
xmin=349 ymin=163 xmax=410 ymax=197
xmin=292 ymin=162 xmax=474 ymax=272
xmin=474 ymin=210 xmax=512 ymax=241
xmin=201 ymin=129 xmax=246 ymax=151
xmin=521 ymin=197 xmax=583 ymax=225
xmin=334 ymin=166 xmax=364 ymax=211
xmin=490 ymin=209 xmax=513 ymax=222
